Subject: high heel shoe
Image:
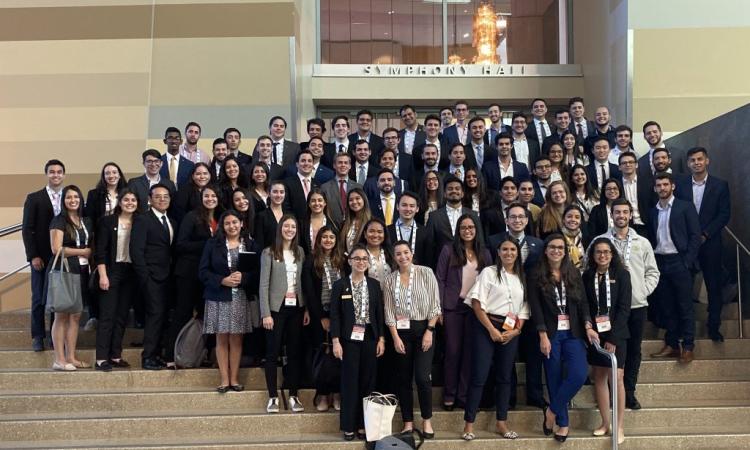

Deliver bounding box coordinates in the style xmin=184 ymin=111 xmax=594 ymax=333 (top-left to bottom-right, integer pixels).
xmin=554 ymin=433 xmax=568 ymax=442
xmin=542 ymin=406 xmax=553 ymax=436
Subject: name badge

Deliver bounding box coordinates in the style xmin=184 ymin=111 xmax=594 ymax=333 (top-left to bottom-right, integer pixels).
xmin=284 ymin=292 xmax=297 ymax=307
xmin=503 ymin=312 xmax=517 ymax=331
xmin=78 ymin=256 xmax=89 ymax=266
xmin=596 ymin=315 xmax=612 ymax=333
xmin=341 ymin=294 xmax=352 ymax=300
xmin=557 ymin=314 xmax=570 ymax=331
xmin=396 ymin=315 xmax=410 ymax=330
xmin=351 ymin=325 xmax=365 ymax=341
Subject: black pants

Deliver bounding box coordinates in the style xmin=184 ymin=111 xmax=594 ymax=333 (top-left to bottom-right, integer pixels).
xmin=394 ymin=320 xmax=434 ymax=422
xmin=464 ymin=315 xmax=520 ymax=422
xmin=141 ymin=277 xmax=168 ymax=361
xmin=164 ymin=274 xmax=204 ymax=362
xmin=95 ymin=263 xmax=135 ymax=360
xmin=30 ymin=262 xmax=49 ymax=340
xmin=264 ymin=304 xmax=304 ymax=397
xmin=340 ymin=329 xmax=377 ymax=433
xmin=511 ymin=320 xmax=546 ymax=407
xmin=700 ymin=239 xmax=724 ymax=330
xmin=652 ymin=254 xmax=695 ymax=350
xmin=624 ymin=306 xmax=647 ymax=393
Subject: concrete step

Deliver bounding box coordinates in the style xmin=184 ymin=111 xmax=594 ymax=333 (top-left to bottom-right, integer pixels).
xmin=0 ymin=328 xmax=144 ymax=349
xmin=1 ymin=380 xmax=747 ymax=415
xmin=1 ymin=358 xmax=748 ymax=394
xmin=1 ymin=404 xmax=748 ymax=442
xmin=0 ymin=310 xmax=31 ymax=329
xmin=642 ymin=319 xmax=749 ymax=339
xmin=2 ymin=428 xmax=749 ymax=449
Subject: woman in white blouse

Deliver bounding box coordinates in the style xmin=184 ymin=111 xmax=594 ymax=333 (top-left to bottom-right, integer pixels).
xmin=461 ymin=238 xmax=530 ymax=441
xmin=383 ymin=240 xmax=442 ymax=438
xmin=359 ymin=218 xmax=394 ymax=286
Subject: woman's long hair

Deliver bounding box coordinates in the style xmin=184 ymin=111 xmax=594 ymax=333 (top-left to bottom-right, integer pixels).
xmin=598 ymin=178 xmax=624 ymax=206
xmin=95 ymin=162 xmax=127 ymax=193
xmin=537 ymin=180 xmax=570 ymax=236
xmin=248 ymin=161 xmax=270 ymax=193
xmin=341 ymin=187 xmax=371 ymax=248
xmin=217 ymin=154 xmax=249 ymax=189
xmin=312 ymin=224 xmax=345 ymax=278
xmin=495 ymin=236 xmax=525 ymax=288
xmin=449 ymin=213 xmax=488 ymax=269
xmin=306 ymin=187 xmax=335 ymax=223
xmin=112 ymin=187 xmax=140 ymax=218
xmin=462 ymin=168 xmax=495 ymax=211
xmin=186 ymin=162 xmax=212 ymax=191
xmin=272 ymin=214 xmax=302 ymax=262
xmin=560 ymin=129 xmax=586 ymax=163
xmin=195 ymin=185 xmax=220 ymax=233
xmin=585 ymin=237 xmax=624 ymax=274
xmin=214 ymin=209 xmax=242 ymax=242
xmin=534 ymin=233 xmax=582 ymax=300
xmin=418 ymin=170 xmax=444 ymax=212
xmin=568 ymin=164 xmax=599 ymax=203
xmin=232 ymin=187 xmax=256 ymax=237
xmin=59 ymin=185 xmax=86 ymax=240
xmin=358 ymin=217 xmax=395 ymax=269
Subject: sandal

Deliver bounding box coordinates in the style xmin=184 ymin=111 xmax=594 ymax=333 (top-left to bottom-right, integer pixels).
xmin=500 ymin=430 xmax=519 ymax=440
xmin=70 ymin=360 xmax=90 ymax=369
xmin=462 ymin=432 xmax=475 ymax=441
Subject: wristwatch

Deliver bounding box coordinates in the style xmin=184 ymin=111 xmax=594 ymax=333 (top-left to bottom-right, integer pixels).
xmin=426 ymin=325 xmax=436 ymax=332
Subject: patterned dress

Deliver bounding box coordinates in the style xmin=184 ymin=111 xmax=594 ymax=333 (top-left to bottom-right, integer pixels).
xmin=204 ymin=247 xmax=254 ymax=334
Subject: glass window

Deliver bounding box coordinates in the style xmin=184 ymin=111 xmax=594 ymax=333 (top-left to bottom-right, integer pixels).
xmin=320 ymin=0 xmax=561 ymax=64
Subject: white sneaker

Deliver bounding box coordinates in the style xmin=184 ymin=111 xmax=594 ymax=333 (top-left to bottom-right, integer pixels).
xmin=266 ymin=397 xmax=280 ymax=413
xmin=289 ymin=395 xmax=305 ymax=412
xmin=83 ymin=318 xmax=98 ymax=331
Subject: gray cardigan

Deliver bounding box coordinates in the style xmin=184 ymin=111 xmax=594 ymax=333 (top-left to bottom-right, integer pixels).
xmin=259 ymin=246 xmax=306 ymax=317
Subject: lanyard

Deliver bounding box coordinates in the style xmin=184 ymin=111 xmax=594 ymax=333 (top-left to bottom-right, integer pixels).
xmin=368 ymin=248 xmax=387 ymax=279
xmin=500 ymin=268 xmax=515 ymax=315
xmin=74 ymin=221 xmax=90 ymax=248
xmin=554 ymin=280 xmax=567 ymax=314
xmin=323 ymin=257 xmax=339 ymax=291
xmin=310 ymin=216 xmax=327 ymax=249
xmin=226 ymin=239 xmax=245 ymax=294
xmin=395 ymin=219 xmax=416 ymax=255
xmin=394 ymin=264 xmax=415 ymax=316
xmin=594 ymin=271 xmax=612 ymax=315
xmin=611 ymin=229 xmax=633 ymax=268
xmin=350 ymin=275 xmax=368 ymax=323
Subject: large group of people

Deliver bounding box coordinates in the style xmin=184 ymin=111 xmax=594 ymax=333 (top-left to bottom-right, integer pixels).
xmin=21 ymin=98 xmax=732 ymax=443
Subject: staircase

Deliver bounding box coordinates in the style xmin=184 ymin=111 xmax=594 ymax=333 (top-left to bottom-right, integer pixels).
xmin=0 ymin=307 xmax=749 ymax=449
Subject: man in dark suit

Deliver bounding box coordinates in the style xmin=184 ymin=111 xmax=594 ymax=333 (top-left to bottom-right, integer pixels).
xmin=284 ymin=149 xmax=319 ymax=220
xmin=331 ymin=115 xmax=352 ymax=156
xmin=412 ymin=114 xmax=449 ymax=174
xmin=583 ymin=106 xmax=617 ymax=157
xmin=541 ymin=109 xmax=572 ymax=154
xmin=442 ymin=100 xmax=470 ymax=146
xmin=510 ymin=112 xmax=540 ymax=171
xmin=675 ymin=147 xmax=731 ymax=342
xmin=425 ymin=176 xmax=481 ymax=268
xmin=485 ymin=103 xmax=512 ymax=147
xmin=348 ymin=109 xmax=383 ymax=157
xmin=364 ymin=148 xmax=409 ymax=196
xmin=128 ymin=149 xmax=177 ymax=213
xmin=639 ymin=147 xmax=678 ymax=203
xmin=412 ymin=142 xmax=444 ymax=190
xmin=618 ymin=151 xmax=651 ymax=236
xmin=380 ymin=129 xmax=413 ymax=186
xmin=482 ymin=132 xmax=531 ymax=190
xmin=268 ymin=115 xmax=301 ymax=168
xmin=130 ymin=183 xmax=176 ymax=370
xmin=525 ymin=98 xmax=555 ymax=143
xmin=386 ymin=191 xmax=427 ymax=265
xmin=300 ymin=117 xmax=336 ymax=169
xmin=568 ymin=96 xmax=596 ymax=142
xmin=250 ymin=135 xmax=286 ymax=181
xmin=286 ymin=137 xmax=334 ymax=185
xmin=648 ymin=172 xmax=702 ymax=364
xmin=321 ymin=152 xmax=361 ymax=225
xmin=349 ymin=140 xmax=379 ymax=185
xmin=638 ymin=121 xmax=685 ymax=182
xmin=367 ymin=168 xmax=400 ymax=226
xmin=586 ymin=136 xmax=622 ymax=193
xmin=530 ymin=155 xmax=553 ymax=207
xmin=160 ymin=127 xmax=195 ymax=189
xmin=463 ymin=116 xmax=495 ymax=170
xmin=398 ymin=105 xmax=426 ymax=156
xmin=223 ymin=127 xmax=252 ymax=167
xmin=210 ymin=138 xmax=229 ymax=180
xmin=22 ymin=159 xmax=65 ymax=351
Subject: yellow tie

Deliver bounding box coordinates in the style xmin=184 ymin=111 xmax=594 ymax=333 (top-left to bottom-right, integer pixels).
xmin=169 ymin=156 xmax=177 ymax=181
xmin=384 ymin=194 xmax=393 ymax=226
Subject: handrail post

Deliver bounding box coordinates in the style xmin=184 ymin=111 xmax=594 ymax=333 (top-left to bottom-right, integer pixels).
xmin=593 ymin=341 xmax=618 ymax=450
xmin=737 ymin=246 xmax=744 ymax=339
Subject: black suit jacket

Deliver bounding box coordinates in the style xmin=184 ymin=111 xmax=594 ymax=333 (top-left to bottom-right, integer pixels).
xmin=637 ymin=148 xmax=685 ymax=181
xmin=486 ymin=232 xmax=543 ymax=270
xmin=531 ymin=179 xmax=547 ymax=207
xmin=442 ymin=124 xmax=466 ymax=147
xmin=174 ymin=210 xmax=213 ymax=279
xmin=648 ymin=197 xmax=702 ymax=270
xmin=299 ymin=142 xmax=336 ymax=170
xmin=233 ymin=150 xmax=252 ymax=167
xmin=462 ymin=142 xmax=497 ymax=170
xmin=583 ymin=126 xmax=617 ymax=157
xmin=586 ymin=161 xmax=622 ymax=190
xmin=367 ymin=191 xmax=401 ymax=225
xmin=587 ymin=203 xmax=612 ymax=238
xmin=386 ymin=222 xmax=428 ymax=266
xmin=528 ymin=269 xmax=590 ymax=340
xmin=127 ymin=175 xmax=177 ymax=213
xmin=349 ymin=161 xmax=380 ymax=184
xmin=254 ymin=208 xmax=283 ymax=251
xmin=160 ymin=153 xmax=195 ymax=189
xmin=525 ymin=120 xmax=556 ymax=143
xmin=348 ymin=132 xmax=384 ymax=159
xmin=512 ymin=137 xmax=541 ymax=171
xmin=299 ymin=216 xmax=340 ymax=255
xmin=130 ymin=210 xmax=175 ymax=284
xmin=412 ymin=138 xmax=450 ymax=173
xmin=398 ymin=128 xmax=426 ymax=154
xmin=541 ymin=133 xmax=566 ymax=154
xmin=302 ymin=258 xmax=329 ymax=321
xmin=94 ymin=214 xmax=123 ymax=269
xmin=284 ymin=174 xmax=319 ymax=221
xmin=198 ymin=236 xmax=255 ymax=302
xmin=320 ymin=178 xmax=362 ymax=226
xmin=583 ymin=265 xmax=631 ymax=347
xmin=425 ymin=207 xmax=482 ymax=268
xmin=259 ymin=139 xmax=300 ymax=168
xmin=171 ymin=186 xmax=202 ymax=227
xmin=674 ymin=175 xmax=730 ymax=242
xmin=84 ymin=188 xmax=118 ymax=232
xmin=482 ymin=159 xmax=531 ymax=190
xmin=22 ymin=188 xmax=56 ymax=263
xmin=329 ymin=276 xmax=384 ymax=342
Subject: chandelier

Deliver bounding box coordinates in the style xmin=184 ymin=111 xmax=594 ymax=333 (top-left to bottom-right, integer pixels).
xmin=472 ymin=2 xmax=500 ymax=64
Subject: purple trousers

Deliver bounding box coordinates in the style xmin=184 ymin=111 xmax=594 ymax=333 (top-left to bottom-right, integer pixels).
xmin=442 ymin=303 xmax=473 ymax=404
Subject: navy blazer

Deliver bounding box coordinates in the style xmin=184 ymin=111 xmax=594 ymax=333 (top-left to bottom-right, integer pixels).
xmin=583 ymin=265 xmax=631 ymax=347
xmin=367 ymin=190 xmax=401 ymax=225
xmin=524 ymin=121 xmax=557 ymax=143
xmin=674 ymin=175 xmax=730 ymax=241
xmin=486 ymin=231 xmax=543 ymax=271
xmin=198 ymin=237 xmax=255 ymax=302
xmin=329 ymin=276 xmax=384 ymax=342
xmin=442 ymin=124 xmax=464 ymax=147
xmin=398 ymin=128 xmax=426 ymax=154
xmin=648 ymin=197 xmax=702 ymax=270
xmin=531 ymin=179 xmax=547 ymax=207
xmin=284 ymin=163 xmax=335 ymax=186
xmin=586 ymin=161 xmax=622 ymax=190
xmin=160 ymin=153 xmax=195 ymax=189
xmin=22 ymin=188 xmax=55 ymax=263
xmin=435 ymin=244 xmax=492 ymax=311
xmin=482 ymin=159 xmax=531 ymax=190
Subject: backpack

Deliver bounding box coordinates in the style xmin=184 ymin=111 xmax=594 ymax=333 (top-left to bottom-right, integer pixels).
xmin=174 ymin=318 xmax=207 ymax=368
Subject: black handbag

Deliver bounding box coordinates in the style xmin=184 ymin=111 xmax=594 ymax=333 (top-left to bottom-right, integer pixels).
xmin=312 ymin=333 xmax=341 ymax=391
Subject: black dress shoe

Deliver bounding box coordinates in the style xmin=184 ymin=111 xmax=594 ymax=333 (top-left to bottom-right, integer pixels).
xmin=32 ymin=337 xmax=44 ymax=352
xmin=95 ymin=360 xmax=113 ymax=372
xmin=110 ymin=359 xmax=130 ymax=368
xmin=343 ymin=432 xmax=355 ymax=441
xmin=142 ymin=358 xmax=164 ymax=370
xmin=356 ymin=430 xmax=366 ymax=440
xmin=626 ymin=392 xmax=642 ymax=410
xmin=216 ymin=385 xmax=230 ymax=394
xmin=542 ymin=406 xmax=553 ymax=436
xmin=554 ymin=433 xmax=568 ymax=442
xmin=709 ymin=329 xmax=724 ymax=342
xmin=230 ymin=384 xmax=244 ymax=392
xmin=442 ymin=402 xmax=455 ymax=411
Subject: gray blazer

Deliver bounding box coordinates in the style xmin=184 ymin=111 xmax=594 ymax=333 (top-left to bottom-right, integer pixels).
xmin=321 ymin=177 xmax=362 ymax=225
xmin=259 ymin=246 xmax=306 ymax=317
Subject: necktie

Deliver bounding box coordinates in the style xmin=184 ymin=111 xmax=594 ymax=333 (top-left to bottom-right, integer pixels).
xmin=600 ymin=163 xmax=607 ymax=190
xmin=169 ymin=157 xmax=177 ymax=182
xmin=476 ymin=144 xmax=484 ymax=168
xmin=358 ymin=165 xmax=366 ymax=184
xmin=577 ymin=122 xmax=584 ymax=140
xmin=51 ymin=192 xmax=61 ymax=216
xmin=272 ymin=143 xmax=278 ymax=165
xmin=338 ymin=144 xmax=345 ymax=153
xmin=384 ymin=194 xmax=393 ymax=226
xmin=160 ymin=214 xmax=170 ymax=240
xmin=454 ymin=167 xmax=462 ymax=180
xmin=339 ymin=179 xmax=347 ymax=211
xmin=540 ymin=122 xmax=548 ymax=140
xmin=303 ymin=177 xmax=310 ymax=198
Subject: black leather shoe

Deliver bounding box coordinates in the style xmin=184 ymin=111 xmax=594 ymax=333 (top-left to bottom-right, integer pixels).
xmin=708 ymin=329 xmax=724 ymax=342
xmin=343 ymin=432 xmax=355 ymax=441
xmin=554 ymin=433 xmax=568 ymax=442
xmin=32 ymin=337 xmax=44 ymax=352
xmin=142 ymin=358 xmax=164 ymax=370
xmin=356 ymin=430 xmax=366 ymax=440
xmin=626 ymin=392 xmax=642 ymax=410
xmin=230 ymin=384 xmax=245 ymax=392
xmin=95 ymin=360 xmax=113 ymax=372
xmin=542 ymin=406 xmax=553 ymax=436
xmin=216 ymin=385 xmax=230 ymax=394
xmin=110 ymin=359 xmax=130 ymax=368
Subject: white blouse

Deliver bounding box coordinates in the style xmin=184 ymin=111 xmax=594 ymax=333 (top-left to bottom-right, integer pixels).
xmin=465 ymin=266 xmax=530 ymax=319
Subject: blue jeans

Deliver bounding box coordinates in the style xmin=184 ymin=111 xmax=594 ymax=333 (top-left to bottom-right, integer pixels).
xmin=543 ymin=330 xmax=588 ymax=427
xmin=30 ymin=265 xmax=47 ymax=339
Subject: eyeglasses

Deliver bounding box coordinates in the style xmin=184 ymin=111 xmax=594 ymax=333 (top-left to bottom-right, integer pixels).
xmin=507 ymin=215 xmax=526 ymax=221
xmin=350 ymin=257 xmax=369 ymax=263
xmin=459 ymin=225 xmax=476 ymax=231
xmin=595 ymin=250 xmax=612 ymax=255
xmin=605 ymin=187 xmax=620 ymax=192
xmin=620 ymin=161 xmax=636 ymax=165
xmin=145 ymin=159 xmax=162 ymax=165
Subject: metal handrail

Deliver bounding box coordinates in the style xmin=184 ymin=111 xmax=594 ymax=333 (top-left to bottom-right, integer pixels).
xmin=592 ymin=341 xmax=618 ymax=450
xmin=724 ymin=227 xmax=746 ymax=338
xmin=0 ymin=263 xmax=30 ymax=283
xmin=0 ymin=223 xmax=21 ymax=238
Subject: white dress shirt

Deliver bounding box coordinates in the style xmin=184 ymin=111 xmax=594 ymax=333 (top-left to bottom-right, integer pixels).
xmin=513 ymin=138 xmax=530 ymax=169
xmin=446 ymin=204 xmax=462 ymax=235
xmin=692 ymin=176 xmax=707 ymax=214
xmin=533 ymin=118 xmax=551 ymax=140
xmin=654 ymin=196 xmax=679 ymax=255
xmin=499 ymin=158 xmax=514 ymax=180
xmin=151 ymin=209 xmax=173 ymax=243
xmin=335 ymin=139 xmax=350 ymax=153
xmin=403 ymin=129 xmax=416 ymax=154
xmin=622 ymin=175 xmax=644 ymax=225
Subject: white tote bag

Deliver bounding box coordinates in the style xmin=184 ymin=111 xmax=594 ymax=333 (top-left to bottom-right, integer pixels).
xmin=363 ymin=392 xmax=398 ymax=442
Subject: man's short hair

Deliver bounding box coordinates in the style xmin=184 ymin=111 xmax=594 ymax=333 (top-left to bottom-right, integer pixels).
xmin=399 ymin=104 xmax=416 ymax=116
xmin=268 ymin=115 xmax=287 ymax=128
xmin=423 ymin=114 xmax=441 ymax=126
xmin=296 ymin=149 xmax=313 ymax=163
xmin=400 ymin=191 xmax=419 ymax=204
xmin=212 ymin=138 xmax=228 ymax=149
xmin=149 ymin=183 xmax=171 ymax=196
xmin=356 ymin=109 xmax=373 ymax=120
xmin=495 ymin=131 xmax=513 ymax=146
xmin=511 ymin=112 xmax=527 ymax=123
xmin=306 ymin=117 xmax=326 ymax=133
xmin=467 ymin=116 xmax=485 ymax=128
xmin=444 ymin=175 xmax=463 ymax=189
xmin=439 ymin=106 xmax=453 ymax=115
xmin=142 ymin=149 xmax=161 ymax=162
xmin=377 ymin=167 xmax=395 ymax=179
xmin=555 ymin=109 xmax=570 ymax=118
xmin=382 ymin=127 xmax=399 ymax=137
xmin=255 ymin=135 xmax=272 ymax=145
xmin=164 ymin=126 xmax=181 ymax=138
xmin=44 ymin=159 xmax=65 ymax=174
xmin=610 ymin=198 xmax=632 ymax=213
xmin=534 ymin=154 xmax=551 ymax=167
xmin=332 ymin=115 xmax=349 ymax=127
xmin=500 ymin=176 xmax=518 ymax=188
xmin=379 ymin=148 xmax=397 ymax=161
xmin=615 ymin=124 xmax=632 ymax=136
xmin=687 ymin=146 xmax=709 ymax=158
xmin=642 ymin=120 xmax=661 ymax=133
xmin=454 ymin=100 xmax=468 ymax=109
xmin=185 ymin=121 xmax=201 ymax=133
xmin=653 ymin=147 xmax=670 ymax=158
xmin=568 ymin=96 xmax=584 ymax=107
xmin=450 ymin=143 xmax=465 ymax=154
xmin=334 ymin=152 xmax=352 ymax=163
xmin=591 ymin=135 xmax=611 ymax=147
xmin=618 ymin=151 xmax=637 ymax=164
xmin=654 ymin=171 xmax=674 ymax=183
xmin=531 ymin=98 xmax=547 ymax=107
xmin=223 ymin=127 xmax=241 ymax=139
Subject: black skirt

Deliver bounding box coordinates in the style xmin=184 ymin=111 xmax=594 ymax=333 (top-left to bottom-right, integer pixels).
xmin=587 ymin=333 xmax=626 ymax=369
